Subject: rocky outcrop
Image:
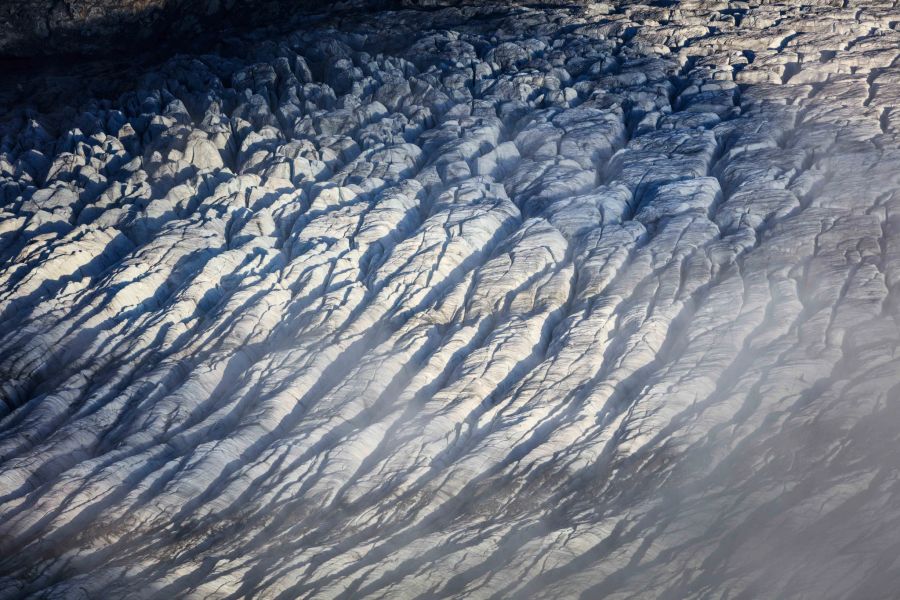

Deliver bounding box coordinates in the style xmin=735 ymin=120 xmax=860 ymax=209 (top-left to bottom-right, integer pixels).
xmin=2 ymin=1 xmax=900 ymax=598
xmin=0 ymin=0 xmax=374 ymax=57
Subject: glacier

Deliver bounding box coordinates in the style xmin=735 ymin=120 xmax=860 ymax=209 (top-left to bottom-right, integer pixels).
xmin=1 ymin=1 xmax=900 ymax=598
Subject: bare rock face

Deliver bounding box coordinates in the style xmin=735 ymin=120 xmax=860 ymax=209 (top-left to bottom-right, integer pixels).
xmin=2 ymin=1 xmax=900 ymax=598
xmin=3 ymin=0 xmax=178 ymax=55
xmin=0 ymin=0 xmax=370 ymax=57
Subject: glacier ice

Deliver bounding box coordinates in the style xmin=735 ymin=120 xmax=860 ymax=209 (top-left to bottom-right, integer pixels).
xmin=2 ymin=1 xmax=900 ymax=598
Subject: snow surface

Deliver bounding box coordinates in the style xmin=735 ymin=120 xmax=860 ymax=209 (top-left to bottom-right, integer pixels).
xmin=2 ymin=1 xmax=900 ymax=598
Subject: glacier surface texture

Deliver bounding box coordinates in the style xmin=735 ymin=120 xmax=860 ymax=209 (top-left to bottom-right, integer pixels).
xmin=2 ymin=1 xmax=900 ymax=598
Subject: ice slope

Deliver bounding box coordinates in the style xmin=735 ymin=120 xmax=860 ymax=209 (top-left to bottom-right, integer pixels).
xmin=2 ymin=1 xmax=900 ymax=598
